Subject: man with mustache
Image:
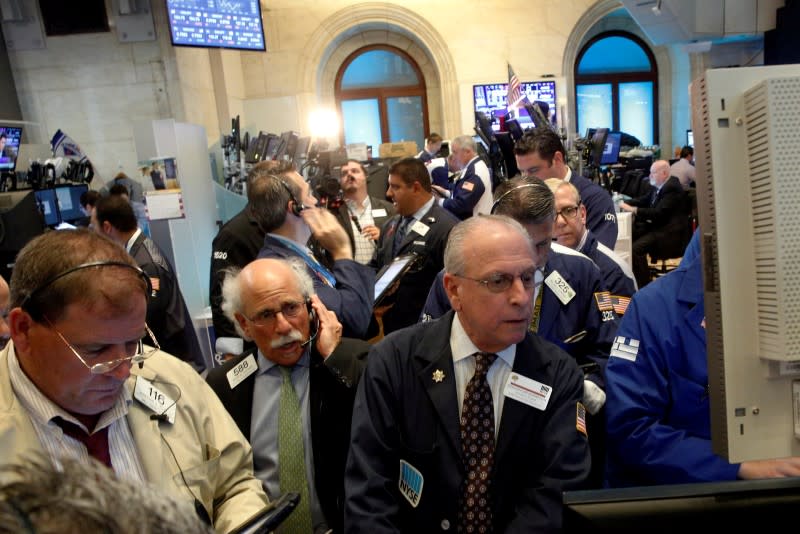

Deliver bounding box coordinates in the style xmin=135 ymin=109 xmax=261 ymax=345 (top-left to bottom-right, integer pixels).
xmin=207 ymin=257 xmax=370 ymax=534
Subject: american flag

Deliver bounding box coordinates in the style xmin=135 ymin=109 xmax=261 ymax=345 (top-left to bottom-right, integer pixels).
xmin=507 ymin=63 xmax=522 ymax=109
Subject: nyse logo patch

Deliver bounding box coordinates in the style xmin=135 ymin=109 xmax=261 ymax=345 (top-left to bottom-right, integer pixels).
xmin=399 ymin=460 xmax=424 ymax=508
xmin=610 ymin=336 xmax=640 ymax=362
xmin=604 ymin=213 xmax=617 ymax=222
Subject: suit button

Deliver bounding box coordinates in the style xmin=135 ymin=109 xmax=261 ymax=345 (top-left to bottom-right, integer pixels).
xmin=440 ymin=519 xmax=450 ymax=530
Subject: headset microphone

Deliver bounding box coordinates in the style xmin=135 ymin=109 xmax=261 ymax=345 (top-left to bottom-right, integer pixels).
xmin=150 ymin=413 xmax=169 ymax=422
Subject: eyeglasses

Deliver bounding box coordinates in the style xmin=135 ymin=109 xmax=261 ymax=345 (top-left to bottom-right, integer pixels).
xmin=244 ymin=300 xmax=306 ymax=327
xmin=453 ymin=268 xmax=540 ymax=294
xmin=46 ymin=319 xmax=160 ymax=374
xmin=556 ymin=204 xmax=581 ymax=220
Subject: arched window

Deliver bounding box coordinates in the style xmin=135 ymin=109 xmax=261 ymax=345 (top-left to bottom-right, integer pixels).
xmin=574 ymin=31 xmax=658 ymax=145
xmin=335 ymin=45 xmax=429 ymax=152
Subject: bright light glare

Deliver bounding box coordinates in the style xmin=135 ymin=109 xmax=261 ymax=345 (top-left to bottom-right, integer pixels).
xmin=308 ymin=109 xmax=340 ymax=138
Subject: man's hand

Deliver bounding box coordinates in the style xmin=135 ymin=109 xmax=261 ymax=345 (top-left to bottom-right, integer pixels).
xmin=582 ymin=380 xmax=606 ymax=415
xmin=361 ymin=224 xmax=380 ymax=242
xmin=311 ymin=294 xmax=342 ymax=359
xmin=619 ymin=202 xmax=636 ymax=214
xmin=738 ymin=457 xmax=800 ymax=479
xmin=301 ymin=207 xmax=353 ymax=260
xmin=431 ymin=185 xmax=451 ymax=198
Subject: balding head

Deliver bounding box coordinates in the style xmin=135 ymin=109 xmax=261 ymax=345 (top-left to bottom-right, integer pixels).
xmin=650 ymin=159 xmax=671 ymax=187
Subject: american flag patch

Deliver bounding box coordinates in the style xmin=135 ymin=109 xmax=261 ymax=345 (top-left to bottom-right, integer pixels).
xmin=594 ymin=291 xmax=613 ymax=312
xmin=462 ymin=181 xmax=474 ymax=191
xmin=610 ymin=335 xmax=639 ymax=362
xmin=611 ymin=295 xmax=631 ymax=315
xmin=576 ymin=402 xmax=587 ymax=436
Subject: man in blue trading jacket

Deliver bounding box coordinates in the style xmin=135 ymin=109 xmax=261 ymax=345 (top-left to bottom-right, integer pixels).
xmin=514 ymin=127 xmax=618 ymax=249
xmin=346 ymin=215 xmax=590 ymax=533
xmin=255 ymin=168 xmax=374 ymax=340
xmin=414 ymin=132 xmax=443 ymax=163
xmin=604 ymin=231 xmax=800 ymax=487
xmin=371 ymin=157 xmax=458 ymax=335
xmin=547 ymin=179 xmax=636 ymax=300
xmin=207 ymin=258 xmax=371 ymax=533
xmin=432 ymin=135 xmax=493 ymax=219
xmin=421 ymin=177 xmax=618 ymax=488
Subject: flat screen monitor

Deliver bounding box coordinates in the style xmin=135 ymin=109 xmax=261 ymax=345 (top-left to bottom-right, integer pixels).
xmin=687 ymin=129 xmax=694 ymax=147
xmin=600 ymin=132 xmax=622 ymax=166
xmin=34 ymin=189 xmax=60 ymax=226
xmin=55 ymin=184 xmax=88 ymax=224
xmin=0 ymin=126 xmax=23 ymax=172
xmin=0 ymin=190 xmax=46 ymax=280
xmin=166 ymin=0 xmax=266 ymax=51
xmin=473 ymin=80 xmax=557 ymax=132
xmin=589 ymin=128 xmax=610 ymax=167
xmin=293 ymin=136 xmax=312 ymax=163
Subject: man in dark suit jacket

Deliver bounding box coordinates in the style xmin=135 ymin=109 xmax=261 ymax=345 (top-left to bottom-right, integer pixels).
xmin=92 ymin=194 xmax=205 ymax=371
xmin=370 ymin=157 xmax=458 ymax=335
xmin=620 ymin=159 xmax=688 ymax=288
xmin=206 ymin=257 xmax=370 ymax=534
xmin=332 ymin=159 xmax=395 ymax=265
xmin=346 ymin=215 xmax=590 ymax=533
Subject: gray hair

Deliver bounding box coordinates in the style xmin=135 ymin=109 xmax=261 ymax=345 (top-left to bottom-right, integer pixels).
xmin=491 ymin=176 xmax=555 ymax=225
xmin=444 ymin=214 xmax=533 ymax=276
xmin=220 ymin=257 xmax=315 ymax=340
xmin=451 ymin=134 xmax=477 ymax=153
xmin=0 ymin=454 xmax=213 ymax=534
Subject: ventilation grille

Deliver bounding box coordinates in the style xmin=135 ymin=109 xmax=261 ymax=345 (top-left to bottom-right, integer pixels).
xmin=744 ymin=77 xmax=800 ymax=361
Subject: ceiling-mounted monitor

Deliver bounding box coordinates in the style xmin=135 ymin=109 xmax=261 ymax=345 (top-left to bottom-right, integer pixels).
xmin=473 ymin=80 xmax=557 ymax=132
xmin=0 ymin=126 xmax=23 ymax=173
xmin=166 ymin=0 xmax=266 ymax=52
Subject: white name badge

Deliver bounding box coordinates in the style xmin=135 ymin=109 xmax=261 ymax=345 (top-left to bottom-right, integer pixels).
xmin=410 ymin=220 xmax=429 ymax=236
xmin=226 ymin=354 xmax=257 ymax=389
xmin=545 ymin=270 xmax=576 ymax=305
xmin=134 ymin=376 xmax=177 ymax=424
xmin=372 ymin=208 xmax=388 ymax=217
xmin=503 ymin=373 xmax=553 ymax=411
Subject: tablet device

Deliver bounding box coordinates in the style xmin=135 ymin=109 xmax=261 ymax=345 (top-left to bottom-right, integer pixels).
xmin=229 ymin=492 xmax=300 ymax=534
xmin=374 ymin=253 xmax=417 ymax=306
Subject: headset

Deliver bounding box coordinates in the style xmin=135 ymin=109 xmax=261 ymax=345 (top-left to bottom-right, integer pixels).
xmin=300 ymin=298 xmax=320 ymax=348
xmin=490 ymin=183 xmax=543 ymax=214
xmin=277 ymin=178 xmax=306 ymax=216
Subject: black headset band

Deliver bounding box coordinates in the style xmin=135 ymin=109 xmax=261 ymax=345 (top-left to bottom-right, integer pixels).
xmin=490 ymin=183 xmax=542 ymax=214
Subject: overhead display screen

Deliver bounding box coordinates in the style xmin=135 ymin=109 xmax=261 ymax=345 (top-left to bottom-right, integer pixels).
xmin=166 ymin=0 xmax=266 ymax=51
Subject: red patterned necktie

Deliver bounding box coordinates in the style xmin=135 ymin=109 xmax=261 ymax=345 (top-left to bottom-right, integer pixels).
xmin=458 ymin=351 xmax=497 ymax=534
xmin=54 ymin=417 xmax=113 ymax=468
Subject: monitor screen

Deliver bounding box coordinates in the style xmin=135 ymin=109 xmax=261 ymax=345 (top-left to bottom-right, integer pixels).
xmin=473 ymin=81 xmax=557 ymax=132
xmin=166 ymin=0 xmax=266 ymax=51
xmin=55 ymin=184 xmax=88 ymax=224
xmin=687 ymin=129 xmax=694 ymax=147
xmin=589 ymin=128 xmax=610 ymax=167
xmin=34 ymin=189 xmax=60 ymax=226
xmin=0 ymin=126 xmax=23 ymax=172
xmin=600 ymin=132 xmax=622 ymax=166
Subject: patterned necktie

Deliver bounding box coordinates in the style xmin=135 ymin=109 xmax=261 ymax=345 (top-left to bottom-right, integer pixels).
xmin=458 ymin=352 xmax=498 ymax=534
xmin=650 ymin=188 xmax=658 ymax=206
xmin=392 ymin=216 xmax=414 ymax=257
xmin=278 ymin=366 xmax=313 ymax=533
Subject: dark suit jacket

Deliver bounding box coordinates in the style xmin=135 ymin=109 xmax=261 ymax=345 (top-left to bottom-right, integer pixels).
xmin=628 ymin=175 xmax=687 ymax=238
xmin=370 ymin=202 xmax=458 ymax=334
xmin=345 ymin=311 xmax=591 ymax=533
xmin=206 ymin=338 xmax=370 ymax=534
xmin=129 ymin=232 xmax=205 ymax=371
xmin=333 ymin=196 xmax=395 ymax=255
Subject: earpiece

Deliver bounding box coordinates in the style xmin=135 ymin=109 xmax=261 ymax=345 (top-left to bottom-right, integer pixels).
xmin=278 ymin=178 xmax=306 ymax=216
xmin=301 ymin=298 xmax=319 ymax=348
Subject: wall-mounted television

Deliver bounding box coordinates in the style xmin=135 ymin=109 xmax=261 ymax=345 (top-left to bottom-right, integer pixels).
xmin=166 ymin=0 xmax=266 ymax=51
xmin=473 ymin=81 xmax=557 ymax=132
xmin=0 ymin=126 xmax=23 ymax=172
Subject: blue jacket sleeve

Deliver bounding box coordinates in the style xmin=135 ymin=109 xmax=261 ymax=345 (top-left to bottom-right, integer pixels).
xmin=604 ymin=293 xmax=740 ymax=486
xmin=316 ymin=259 xmax=375 ymax=339
xmin=442 ymin=174 xmax=486 ymax=220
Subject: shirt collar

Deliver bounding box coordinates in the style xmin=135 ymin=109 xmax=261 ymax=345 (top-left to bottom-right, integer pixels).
xmin=450 ymin=314 xmax=515 ymax=368
xmin=125 ymin=228 xmax=142 ymax=253
xmin=256 ymin=347 xmax=311 ymax=376
xmin=409 ymin=196 xmax=435 ymax=223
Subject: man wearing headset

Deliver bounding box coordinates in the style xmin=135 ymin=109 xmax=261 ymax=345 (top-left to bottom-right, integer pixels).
xmin=0 ymin=229 xmax=269 ymax=533
xmin=207 ymin=257 xmax=370 ymax=534
xmin=255 ymin=170 xmax=375 ymax=340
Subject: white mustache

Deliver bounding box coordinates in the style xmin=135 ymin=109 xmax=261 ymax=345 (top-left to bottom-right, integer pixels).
xmin=270 ymin=330 xmax=303 ymax=348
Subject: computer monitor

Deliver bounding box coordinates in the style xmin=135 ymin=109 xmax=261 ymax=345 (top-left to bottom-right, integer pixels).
xmin=293 ymin=136 xmax=312 ymax=164
xmin=0 ymin=126 xmax=23 ymax=172
xmin=562 ymin=477 xmax=800 ymax=531
xmin=473 ymin=80 xmax=557 ymax=132
xmin=34 ymin=189 xmax=60 ymax=226
xmin=687 ymin=129 xmax=694 ymax=147
xmin=0 ymin=190 xmax=46 ymax=280
xmin=600 ymin=132 xmax=622 ymax=166
xmin=691 ymin=65 xmax=800 ymax=463
xmin=588 ymin=128 xmax=610 ymax=167
xmin=55 ymin=184 xmax=88 ymax=225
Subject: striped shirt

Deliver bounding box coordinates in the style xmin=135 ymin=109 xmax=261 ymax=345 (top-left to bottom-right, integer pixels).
xmin=7 ymin=344 xmax=146 ymax=482
xmin=345 ymin=197 xmax=377 ymax=265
